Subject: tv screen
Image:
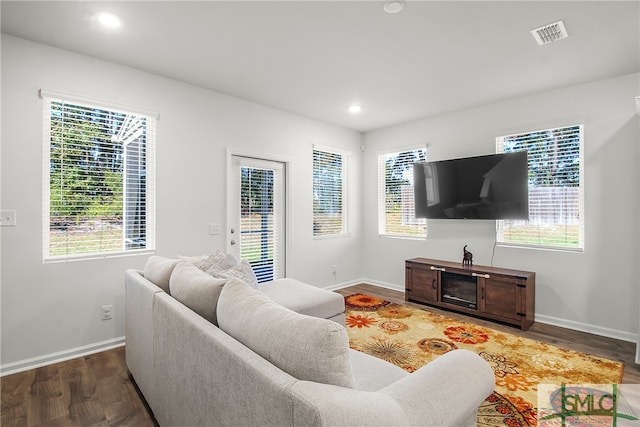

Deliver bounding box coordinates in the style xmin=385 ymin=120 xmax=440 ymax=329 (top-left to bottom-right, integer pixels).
xmin=413 ymin=151 xmax=529 ymax=220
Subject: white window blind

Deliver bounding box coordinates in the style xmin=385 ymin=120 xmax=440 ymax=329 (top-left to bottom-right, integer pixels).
xmin=378 ymin=148 xmax=427 ymax=237
xmin=497 ymin=124 xmax=584 ymax=250
xmin=313 ymin=148 xmax=346 ymax=237
xmin=42 ymin=93 xmax=156 ymax=260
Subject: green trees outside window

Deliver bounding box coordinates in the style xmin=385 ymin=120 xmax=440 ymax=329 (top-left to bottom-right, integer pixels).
xmin=45 ymin=98 xmax=154 ymax=258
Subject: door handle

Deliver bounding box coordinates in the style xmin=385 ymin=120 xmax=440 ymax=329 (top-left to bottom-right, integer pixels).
xmin=230 ymin=239 xmax=236 ymax=245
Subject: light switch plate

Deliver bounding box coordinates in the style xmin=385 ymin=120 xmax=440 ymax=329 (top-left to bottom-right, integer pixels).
xmin=209 ymin=223 xmax=221 ymax=235
xmin=0 ymin=210 xmax=16 ymax=226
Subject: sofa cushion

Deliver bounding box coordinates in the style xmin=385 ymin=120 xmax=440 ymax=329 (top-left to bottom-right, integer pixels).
xmin=261 ymin=278 xmax=345 ymax=320
xmin=169 ymin=262 xmax=227 ymax=326
xmin=144 ymin=256 xmax=180 ymax=294
xmin=217 ymin=279 xmax=355 ymax=389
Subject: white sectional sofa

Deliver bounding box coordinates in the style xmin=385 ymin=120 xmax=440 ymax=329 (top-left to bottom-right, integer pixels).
xmin=125 ymin=255 xmax=495 ymax=426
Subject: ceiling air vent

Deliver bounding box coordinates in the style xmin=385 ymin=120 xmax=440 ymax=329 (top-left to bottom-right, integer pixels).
xmin=531 ymin=20 xmax=568 ymax=45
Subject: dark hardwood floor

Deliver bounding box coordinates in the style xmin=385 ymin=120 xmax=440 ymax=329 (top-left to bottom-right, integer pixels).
xmin=1 ymin=283 xmax=638 ymax=426
xmin=1 ymin=347 xmax=156 ymax=427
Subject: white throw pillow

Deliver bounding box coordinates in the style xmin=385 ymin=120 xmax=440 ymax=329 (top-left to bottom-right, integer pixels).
xmin=143 ymin=256 xmax=180 ymax=294
xmin=206 ymin=259 xmax=259 ymax=289
xmin=194 ymin=250 xmax=238 ymax=272
xmin=217 ymin=279 xmax=355 ymax=389
xmin=177 ymin=254 xmax=209 ymax=263
xmin=169 ymin=262 xmax=228 ymax=326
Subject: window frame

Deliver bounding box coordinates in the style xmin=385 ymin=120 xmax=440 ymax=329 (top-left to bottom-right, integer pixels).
xmin=377 ymin=146 xmax=427 ymax=239
xmin=41 ymin=89 xmax=157 ymax=262
xmin=496 ymin=124 xmax=584 ymax=251
xmin=312 ymin=146 xmax=348 ymax=239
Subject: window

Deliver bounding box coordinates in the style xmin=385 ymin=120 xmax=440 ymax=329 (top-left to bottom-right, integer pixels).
xmin=497 ymin=124 xmax=583 ymax=250
xmin=378 ymin=148 xmax=427 ymax=237
xmin=313 ymin=148 xmax=346 ymax=237
xmin=42 ymin=91 xmax=156 ymax=260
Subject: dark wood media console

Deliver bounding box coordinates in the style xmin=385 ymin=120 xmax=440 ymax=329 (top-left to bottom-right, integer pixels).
xmin=405 ymin=258 xmax=535 ymax=330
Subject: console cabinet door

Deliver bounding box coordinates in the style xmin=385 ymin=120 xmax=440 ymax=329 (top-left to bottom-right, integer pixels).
xmin=481 ymin=275 xmax=523 ymax=322
xmin=406 ymin=263 xmax=438 ymax=303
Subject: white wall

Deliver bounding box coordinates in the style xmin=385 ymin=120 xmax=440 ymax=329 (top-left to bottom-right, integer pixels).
xmin=0 ymin=35 xmax=363 ymax=371
xmin=2 ymin=33 xmax=638 ymax=373
xmin=362 ymin=73 xmax=640 ymax=342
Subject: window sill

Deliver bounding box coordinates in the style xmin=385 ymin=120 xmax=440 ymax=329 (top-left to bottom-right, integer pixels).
xmin=378 ymin=234 xmax=426 ymax=241
xmin=44 ymin=249 xmax=155 ymax=263
xmin=313 ymin=233 xmax=351 ymax=240
xmin=496 ymin=242 xmax=584 ymax=253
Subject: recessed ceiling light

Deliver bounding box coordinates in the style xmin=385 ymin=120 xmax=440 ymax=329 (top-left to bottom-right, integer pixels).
xmin=96 ymin=12 xmax=122 ymax=29
xmin=383 ymin=0 xmax=405 ymax=14
xmin=348 ymin=105 xmax=362 ymax=114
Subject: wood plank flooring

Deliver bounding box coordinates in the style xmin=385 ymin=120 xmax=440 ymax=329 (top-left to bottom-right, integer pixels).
xmin=1 ymin=347 xmax=156 ymax=427
xmin=1 ymin=283 xmax=638 ymax=426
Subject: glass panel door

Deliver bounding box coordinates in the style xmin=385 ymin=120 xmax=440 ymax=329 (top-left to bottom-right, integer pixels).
xmin=229 ymin=156 xmax=285 ymax=282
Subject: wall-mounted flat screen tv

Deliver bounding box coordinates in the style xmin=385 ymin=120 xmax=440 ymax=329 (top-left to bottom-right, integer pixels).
xmin=413 ymin=151 xmax=529 ymax=220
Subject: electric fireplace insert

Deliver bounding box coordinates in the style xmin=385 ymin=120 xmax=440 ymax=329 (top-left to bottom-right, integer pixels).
xmin=441 ymin=271 xmax=477 ymax=309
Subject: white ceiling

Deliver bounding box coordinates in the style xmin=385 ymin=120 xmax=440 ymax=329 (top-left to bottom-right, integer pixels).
xmin=2 ymin=1 xmax=638 ymax=132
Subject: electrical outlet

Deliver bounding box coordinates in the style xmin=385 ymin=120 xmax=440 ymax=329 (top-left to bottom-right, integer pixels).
xmin=332 ymin=265 xmax=337 ymax=275
xmin=209 ymin=223 xmax=221 ymax=235
xmin=0 ymin=210 xmax=16 ymax=226
xmin=101 ymin=305 xmax=113 ymax=321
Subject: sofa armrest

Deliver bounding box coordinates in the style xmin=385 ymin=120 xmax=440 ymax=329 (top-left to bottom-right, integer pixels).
xmin=289 ymin=381 xmax=410 ymax=427
xmin=380 ymin=349 xmax=495 ymax=427
xmin=124 ymin=269 xmax=164 ymax=405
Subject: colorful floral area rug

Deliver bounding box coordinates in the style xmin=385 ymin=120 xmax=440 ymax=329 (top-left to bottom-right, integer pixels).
xmin=344 ymin=294 xmax=624 ymax=427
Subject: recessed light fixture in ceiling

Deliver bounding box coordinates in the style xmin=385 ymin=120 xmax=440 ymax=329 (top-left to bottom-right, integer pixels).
xmin=96 ymin=12 xmax=122 ymax=29
xmin=348 ymin=105 xmax=362 ymax=114
xmin=383 ymin=0 xmax=405 ymax=14
xmin=531 ymin=20 xmax=568 ymax=45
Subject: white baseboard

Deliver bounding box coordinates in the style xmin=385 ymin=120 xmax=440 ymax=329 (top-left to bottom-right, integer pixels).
xmin=535 ymin=314 xmax=638 ymax=344
xmin=323 ymin=278 xmax=366 ymax=291
xmin=1 ymin=336 xmax=125 ymax=377
xmin=356 ymin=278 xmax=404 ymax=292
xmin=636 ymin=343 xmax=640 ymax=365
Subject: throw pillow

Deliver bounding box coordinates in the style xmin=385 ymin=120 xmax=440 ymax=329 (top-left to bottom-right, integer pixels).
xmin=206 ymin=259 xmax=259 ymax=289
xmin=193 ymin=250 xmax=238 ymax=272
xmin=177 ymin=254 xmax=209 ymax=263
xmin=143 ymin=256 xmax=180 ymax=294
xmin=217 ymin=279 xmax=355 ymax=389
xmin=169 ymin=261 xmax=228 ymax=326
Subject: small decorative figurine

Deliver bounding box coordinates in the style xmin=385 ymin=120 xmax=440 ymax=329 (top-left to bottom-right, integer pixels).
xmin=462 ymin=245 xmax=473 ymax=266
